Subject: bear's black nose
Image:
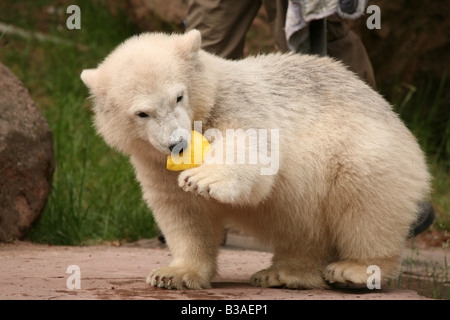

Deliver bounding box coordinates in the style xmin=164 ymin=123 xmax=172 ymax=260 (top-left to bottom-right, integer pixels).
xmin=169 ymin=139 xmax=188 ymax=155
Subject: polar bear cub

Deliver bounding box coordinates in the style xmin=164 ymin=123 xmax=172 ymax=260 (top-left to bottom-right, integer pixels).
xmin=81 ymin=30 xmax=430 ymax=289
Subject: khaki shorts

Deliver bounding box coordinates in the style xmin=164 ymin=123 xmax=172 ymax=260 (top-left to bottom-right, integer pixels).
xmin=186 ymin=0 xmax=376 ymax=89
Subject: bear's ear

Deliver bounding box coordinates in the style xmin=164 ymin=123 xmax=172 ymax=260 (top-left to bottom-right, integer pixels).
xmin=177 ymin=29 xmax=202 ymax=59
xmin=80 ymin=69 xmax=99 ymax=90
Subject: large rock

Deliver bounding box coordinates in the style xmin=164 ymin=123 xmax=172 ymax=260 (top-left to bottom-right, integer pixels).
xmin=0 ymin=63 xmax=55 ymax=242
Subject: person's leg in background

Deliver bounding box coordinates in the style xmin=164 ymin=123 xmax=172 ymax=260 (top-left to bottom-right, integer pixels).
xmin=326 ymin=18 xmax=376 ymax=90
xmin=265 ymin=0 xmax=376 ymax=89
xmin=185 ymin=0 xmax=262 ymax=59
xmin=261 ymin=0 xmax=290 ymax=52
xmin=186 ymin=0 xmax=376 ymax=91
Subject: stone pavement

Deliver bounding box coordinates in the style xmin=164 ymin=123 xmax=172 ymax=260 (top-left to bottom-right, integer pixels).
xmin=1 ymin=234 xmax=447 ymax=300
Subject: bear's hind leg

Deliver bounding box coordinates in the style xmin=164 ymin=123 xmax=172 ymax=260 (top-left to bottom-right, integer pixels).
xmin=323 ymin=202 xmax=411 ymax=288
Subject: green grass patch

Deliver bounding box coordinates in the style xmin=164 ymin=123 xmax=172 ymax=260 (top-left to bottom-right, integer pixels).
xmin=385 ymin=75 xmax=450 ymax=230
xmin=390 ymin=237 xmax=450 ymax=299
xmin=0 ymin=0 xmax=158 ymax=245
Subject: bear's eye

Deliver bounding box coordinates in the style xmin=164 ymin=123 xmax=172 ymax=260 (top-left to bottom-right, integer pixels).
xmin=176 ymin=94 xmax=183 ymax=103
xmin=137 ymin=112 xmax=149 ymax=118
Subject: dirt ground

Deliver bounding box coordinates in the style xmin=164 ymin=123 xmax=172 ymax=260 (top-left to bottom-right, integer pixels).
xmin=1 ymin=232 xmax=448 ymax=300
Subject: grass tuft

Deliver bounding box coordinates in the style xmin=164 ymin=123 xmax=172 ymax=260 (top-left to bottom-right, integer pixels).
xmin=385 ymin=75 xmax=450 ymax=229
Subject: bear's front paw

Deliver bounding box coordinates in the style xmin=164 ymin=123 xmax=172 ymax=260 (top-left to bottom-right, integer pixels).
xmin=146 ymin=266 xmax=211 ymax=290
xmin=178 ymin=166 xmax=246 ymax=204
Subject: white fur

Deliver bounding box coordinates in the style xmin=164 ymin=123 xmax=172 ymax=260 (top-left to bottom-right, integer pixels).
xmin=81 ymin=30 xmax=430 ymax=289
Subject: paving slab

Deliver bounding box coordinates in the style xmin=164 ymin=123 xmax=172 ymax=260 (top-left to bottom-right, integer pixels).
xmin=1 ymin=239 xmax=444 ymax=300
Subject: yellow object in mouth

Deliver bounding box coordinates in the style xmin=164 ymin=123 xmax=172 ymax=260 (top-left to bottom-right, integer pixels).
xmin=166 ymin=130 xmax=211 ymax=171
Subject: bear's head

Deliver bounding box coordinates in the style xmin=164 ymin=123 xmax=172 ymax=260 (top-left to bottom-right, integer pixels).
xmin=81 ymin=30 xmax=202 ymax=157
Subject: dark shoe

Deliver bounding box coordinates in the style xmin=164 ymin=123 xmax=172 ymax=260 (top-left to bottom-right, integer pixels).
xmin=157 ymin=229 xmax=166 ymax=244
xmin=409 ymin=201 xmax=435 ymax=237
